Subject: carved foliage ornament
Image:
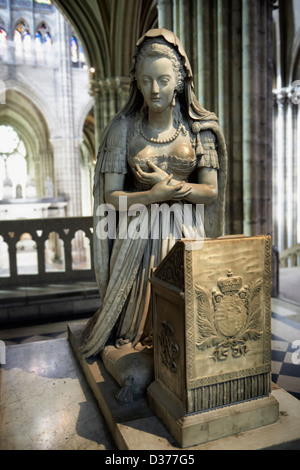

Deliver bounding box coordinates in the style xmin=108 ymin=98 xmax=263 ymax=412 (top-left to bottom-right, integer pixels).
xmin=155 ymin=243 xmax=184 ymax=290
xmin=195 ymin=270 xmax=263 ymax=361
xmin=159 ymin=321 xmax=179 ymax=373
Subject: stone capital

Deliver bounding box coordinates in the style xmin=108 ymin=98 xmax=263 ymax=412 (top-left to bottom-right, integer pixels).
xmin=273 ymin=85 xmax=300 ymax=106
xmin=273 ymin=88 xmax=288 ymax=105
xmin=89 ymin=76 xmax=131 ymax=97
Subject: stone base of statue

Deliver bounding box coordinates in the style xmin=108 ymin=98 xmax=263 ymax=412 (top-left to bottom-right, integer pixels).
xmin=68 ymin=327 xmax=300 ymax=448
xmin=148 ymin=235 xmax=279 ymax=447
xmin=147 ymin=381 xmax=278 ymax=448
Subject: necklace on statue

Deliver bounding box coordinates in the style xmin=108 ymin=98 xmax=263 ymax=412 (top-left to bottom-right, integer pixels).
xmin=139 ymin=122 xmax=182 ymax=144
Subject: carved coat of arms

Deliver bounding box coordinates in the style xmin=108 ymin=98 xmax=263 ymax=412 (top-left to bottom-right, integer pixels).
xmin=195 ymin=270 xmax=263 ymax=361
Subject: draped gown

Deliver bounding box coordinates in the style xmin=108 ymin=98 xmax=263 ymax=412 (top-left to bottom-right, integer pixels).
xmin=79 ymin=113 xmax=226 ymax=358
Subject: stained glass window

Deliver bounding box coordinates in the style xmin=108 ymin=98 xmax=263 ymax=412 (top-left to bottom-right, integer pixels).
xmin=36 ymin=22 xmax=52 ymax=45
xmin=0 ymin=27 xmax=7 ymax=45
xmin=15 ymin=20 xmax=30 ymax=38
xmin=34 ymin=0 xmax=52 ymax=5
xmin=44 ymin=32 xmax=51 ymax=45
xmin=14 ymin=20 xmax=32 ymax=58
xmin=0 ymin=26 xmax=7 ymax=60
xmin=23 ymin=31 xmax=32 ymax=51
xmin=14 ymin=29 xmax=22 ymax=52
xmin=71 ymin=35 xmax=86 ymax=68
xmin=79 ymin=45 xmax=85 ymax=63
xmin=35 ymin=31 xmax=42 ymax=44
xmin=35 ymin=22 xmax=52 ymax=64
xmin=71 ymin=35 xmax=78 ymax=63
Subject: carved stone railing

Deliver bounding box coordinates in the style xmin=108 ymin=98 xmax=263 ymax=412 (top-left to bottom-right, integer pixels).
xmin=279 ymin=243 xmax=300 ymax=267
xmin=0 ymin=217 xmax=96 ymax=286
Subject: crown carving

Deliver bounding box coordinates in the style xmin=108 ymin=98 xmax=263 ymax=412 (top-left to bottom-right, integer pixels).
xmin=217 ymin=270 xmax=242 ymax=294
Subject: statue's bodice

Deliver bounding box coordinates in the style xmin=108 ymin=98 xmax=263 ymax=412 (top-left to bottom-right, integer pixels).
xmin=127 ymin=123 xmax=196 ymax=190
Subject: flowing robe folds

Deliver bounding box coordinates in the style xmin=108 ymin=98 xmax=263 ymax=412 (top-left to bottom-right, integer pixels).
xmin=79 ymin=115 xmax=227 ymax=358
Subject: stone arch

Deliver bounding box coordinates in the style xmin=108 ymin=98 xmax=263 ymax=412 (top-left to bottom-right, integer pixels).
xmin=0 ymin=83 xmax=54 ymax=198
xmin=52 ymin=0 xmax=111 ymax=78
xmin=0 ymin=15 xmax=8 ymax=31
xmin=34 ymin=12 xmax=57 ymax=43
xmin=35 ymin=19 xmax=52 ymax=41
xmin=80 ymin=105 xmax=95 ymax=216
xmin=75 ymin=95 xmax=95 ymax=141
xmin=4 ymin=78 xmax=57 ymax=141
xmin=13 ymin=17 xmax=31 ymax=34
xmin=52 ymin=0 xmax=158 ymax=149
xmin=53 ymin=0 xmax=158 ymax=80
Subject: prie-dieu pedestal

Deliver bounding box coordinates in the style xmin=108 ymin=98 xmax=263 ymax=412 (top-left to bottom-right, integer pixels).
xmin=148 ymin=236 xmax=279 ymax=448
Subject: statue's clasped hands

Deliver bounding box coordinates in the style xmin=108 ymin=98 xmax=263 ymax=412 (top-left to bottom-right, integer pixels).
xmin=135 ymin=161 xmax=192 ymax=202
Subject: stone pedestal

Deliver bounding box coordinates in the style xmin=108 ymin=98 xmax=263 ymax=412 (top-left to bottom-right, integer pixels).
xmin=68 ymin=323 xmax=300 ymax=450
xmin=148 ymin=235 xmax=279 ymax=447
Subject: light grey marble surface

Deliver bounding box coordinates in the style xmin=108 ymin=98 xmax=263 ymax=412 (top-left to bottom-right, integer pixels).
xmin=0 ymin=338 xmax=115 ymax=450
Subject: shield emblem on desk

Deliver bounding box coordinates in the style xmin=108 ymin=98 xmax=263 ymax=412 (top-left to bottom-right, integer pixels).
xmin=214 ymin=294 xmax=247 ymax=337
xmin=195 ymin=271 xmax=263 ymax=361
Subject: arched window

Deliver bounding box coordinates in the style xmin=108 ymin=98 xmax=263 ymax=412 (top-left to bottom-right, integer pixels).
xmin=23 ymin=31 xmax=32 ymax=52
xmin=35 ymin=31 xmax=42 ymax=48
xmin=35 ymin=21 xmax=52 ymax=64
xmin=44 ymin=32 xmax=52 ymax=46
xmin=14 ymin=20 xmax=32 ymax=60
xmin=0 ymin=22 xmax=7 ymax=60
xmin=35 ymin=22 xmax=52 ymax=46
xmin=70 ymin=35 xmax=86 ymax=68
xmin=70 ymin=35 xmax=78 ymax=63
xmin=0 ymin=24 xmax=7 ymax=48
xmin=34 ymin=0 xmax=52 ymax=5
xmin=14 ymin=29 xmax=22 ymax=53
xmin=79 ymin=45 xmax=85 ymax=63
xmin=0 ymin=125 xmax=28 ymax=200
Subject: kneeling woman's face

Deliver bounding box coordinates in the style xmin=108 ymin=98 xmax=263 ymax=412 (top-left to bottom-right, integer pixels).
xmin=137 ymin=56 xmax=177 ymax=114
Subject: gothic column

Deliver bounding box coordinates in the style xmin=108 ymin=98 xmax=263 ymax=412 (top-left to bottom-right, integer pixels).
xmin=6 ymin=0 xmax=14 ymax=64
xmin=272 ymin=86 xmax=300 ymax=254
xmin=40 ymin=145 xmax=54 ymax=197
xmin=32 ymin=157 xmax=42 ymax=197
xmin=272 ymin=90 xmax=287 ymax=253
xmin=296 ymin=92 xmax=300 ymax=246
xmin=157 ymin=0 xmax=173 ymax=30
xmin=241 ymin=0 xmax=273 ymax=237
xmin=90 ymin=76 xmax=130 ymax=153
xmin=272 ymin=1 xmax=300 ymax=254
xmin=51 ymin=12 xmax=82 ymax=216
xmin=158 ymin=0 xmax=273 ymax=237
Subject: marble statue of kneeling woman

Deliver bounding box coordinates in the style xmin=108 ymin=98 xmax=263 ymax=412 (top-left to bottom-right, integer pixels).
xmin=78 ymin=28 xmax=227 ymax=405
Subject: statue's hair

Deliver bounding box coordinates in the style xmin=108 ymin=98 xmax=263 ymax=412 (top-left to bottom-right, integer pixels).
xmin=135 ymin=38 xmax=186 ymax=93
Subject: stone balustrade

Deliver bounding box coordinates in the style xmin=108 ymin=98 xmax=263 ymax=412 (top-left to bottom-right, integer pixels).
xmin=279 ymin=244 xmax=300 ymax=268
xmin=0 ymin=216 xmax=95 ymax=286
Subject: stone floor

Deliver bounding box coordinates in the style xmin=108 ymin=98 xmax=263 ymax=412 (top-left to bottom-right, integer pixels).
xmin=0 ymin=270 xmax=300 ymax=450
xmin=271 ymin=298 xmax=300 ymax=400
xmin=0 ymin=338 xmax=116 ymax=450
xmin=279 ymin=266 xmax=300 ymax=305
xmin=2 ymin=297 xmax=300 ymax=401
xmin=1 ymin=334 xmax=300 ymax=450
